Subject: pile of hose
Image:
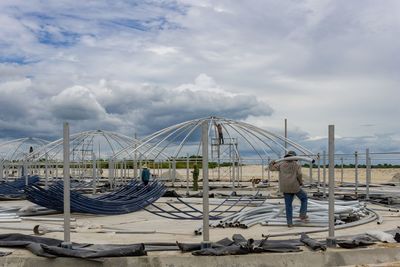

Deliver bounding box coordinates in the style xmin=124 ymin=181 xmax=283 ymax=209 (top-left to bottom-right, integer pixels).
xmin=0 ymin=176 xmax=40 ymax=198
xmin=25 ymin=180 xmax=166 ymax=215
xmin=211 ymin=199 xmax=369 ymax=229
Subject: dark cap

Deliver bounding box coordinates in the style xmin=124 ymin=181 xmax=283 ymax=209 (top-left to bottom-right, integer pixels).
xmin=284 ymin=151 xmax=297 ymax=158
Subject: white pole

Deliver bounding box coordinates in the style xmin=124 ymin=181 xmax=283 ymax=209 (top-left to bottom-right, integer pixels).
xmin=24 ymin=161 xmax=28 ymax=186
xmin=134 ymin=133 xmax=138 ymax=179
xmin=92 ymin=152 xmax=96 ymax=194
xmin=284 ymin=118 xmax=287 ymax=150
xmin=172 ymin=157 xmax=176 ymax=184
xmin=0 ymin=161 xmax=3 ymax=181
xmin=366 ymin=148 xmax=370 ymax=200
xmin=261 ymin=159 xmax=265 ymax=180
xmin=63 ymin=122 xmax=71 ymax=247
xmin=355 ymin=151 xmax=358 ymax=196
xmin=327 ymin=125 xmax=336 ymax=247
xmin=186 ymin=153 xmax=189 ymax=195
xmin=317 ymin=153 xmax=320 ymax=190
xmin=202 ymin=120 xmax=210 ymax=245
xmin=45 ymin=153 xmax=48 ymax=189
xmin=323 ymin=151 xmax=326 ymax=198
xmin=340 ymin=157 xmax=344 ymax=184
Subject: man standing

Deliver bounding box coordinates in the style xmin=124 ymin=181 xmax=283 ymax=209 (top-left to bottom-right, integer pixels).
xmin=216 ymin=123 xmax=224 ymax=144
xmin=141 ymin=164 xmax=150 ymax=186
xmin=269 ymin=151 xmax=308 ymax=227
xmin=191 ymin=163 xmax=199 ymax=191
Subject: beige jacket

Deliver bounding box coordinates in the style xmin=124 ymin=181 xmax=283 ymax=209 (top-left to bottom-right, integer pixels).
xmin=269 ymin=161 xmax=303 ymax=193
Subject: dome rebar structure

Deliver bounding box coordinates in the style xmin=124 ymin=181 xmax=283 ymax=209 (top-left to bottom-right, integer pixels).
xmin=0 ymin=137 xmax=49 ymax=181
xmin=112 ymin=116 xmax=315 ymax=188
xmin=23 ymin=130 xmax=168 ymax=192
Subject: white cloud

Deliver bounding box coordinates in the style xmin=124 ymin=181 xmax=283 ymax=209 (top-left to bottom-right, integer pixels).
xmin=0 ymin=0 xmax=399 ymax=153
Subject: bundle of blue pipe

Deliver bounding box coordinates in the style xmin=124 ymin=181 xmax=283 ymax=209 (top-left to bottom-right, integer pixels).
xmin=0 ymin=176 xmax=40 ymax=197
xmin=25 ymin=180 xmax=166 ymax=215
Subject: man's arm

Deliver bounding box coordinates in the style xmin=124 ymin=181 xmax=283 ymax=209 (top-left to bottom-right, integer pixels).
xmin=268 ymin=160 xmax=280 ymax=171
xmin=297 ymin=164 xmax=303 ymax=185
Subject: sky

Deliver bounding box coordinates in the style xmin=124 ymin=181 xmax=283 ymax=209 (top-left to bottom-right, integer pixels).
xmin=0 ymin=0 xmax=399 ymax=154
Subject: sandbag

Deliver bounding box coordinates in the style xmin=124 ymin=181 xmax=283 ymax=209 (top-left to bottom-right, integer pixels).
xmin=300 ymin=233 xmax=326 ymax=251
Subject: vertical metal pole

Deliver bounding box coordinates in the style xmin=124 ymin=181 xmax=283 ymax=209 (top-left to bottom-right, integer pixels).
xmin=284 ymin=118 xmax=287 ymax=150
xmin=355 ymin=151 xmax=358 ymax=196
xmin=366 ymin=148 xmax=370 ymax=200
xmin=63 ymin=122 xmax=71 ymax=246
xmin=327 ymin=125 xmax=336 ymax=247
xmin=323 ymin=151 xmax=326 ymax=198
xmin=172 ymin=157 xmax=176 ymax=184
xmin=45 ymin=153 xmax=49 ymax=189
xmin=267 ymin=157 xmax=271 ymax=181
xmin=168 ymin=160 xmax=172 ymax=185
xmin=217 ymin=144 xmax=221 ymax=181
xmin=109 ymin=159 xmax=114 ymax=189
xmin=123 ymin=159 xmax=127 ymax=184
xmin=134 ymin=133 xmax=138 ymax=179
xmin=229 ymin=145 xmax=233 ymax=187
xmin=201 ymin=121 xmax=210 ymax=244
xmin=24 ymin=161 xmax=28 ymax=186
xmin=340 ymin=157 xmax=344 ymax=184
xmin=186 ymin=154 xmax=189 ymax=195
xmin=309 ymin=160 xmax=313 ymax=185
xmin=92 ymin=153 xmax=97 ymax=194
xmin=261 ymin=159 xmax=265 ymax=180
xmin=0 ymin=161 xmax=3 ymax=181
xmin=232 ymin=153 xmax=236 ymax=189
xmin=317 ymin=153 xmax=320 ymax=190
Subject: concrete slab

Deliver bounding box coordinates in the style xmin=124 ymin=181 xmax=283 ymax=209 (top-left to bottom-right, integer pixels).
xmin=0 ymin=244 xmax=400 ymax=267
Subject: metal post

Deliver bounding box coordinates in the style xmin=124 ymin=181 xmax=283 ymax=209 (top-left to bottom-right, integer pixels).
xmin=134 ymin=133 xmax=138 ymax=179
xmin=267 ymin=157 xmax=271 ymax=181
xmin=284 ymin=118 xmax=288 ymax=150
xmin=0 ymin=161 xmax=3 ymax=181
xmin=186 ymin=153 xmax=189 ymax=195
xmin=217 ymin=144 xmax=221 ymax=181
xmin=309 ymin=160 xmax=313 ymax=185
xmin=327 ymin=125 xmax=336 ymax=247
xmin=172 ymin=157 xmax=176 ymax=184
xmin=45 ymin=153 xmax=49 ymax=189
xmin=92 ymin=152 xmax=97 ymax=194
xmin=355 ymin=151 xmax=358 ymax=196
xmin=109 ymin=159 xmax=114 ymax=189
xmin=24 ymin=161 xmax=28 ymax=186
xmin=201 ymin=121 xmax=210 ymax=245
xmin=63 ymin=122 xmax=71 ymax=247
xmin=317 ymin=153 xmax=320 ymax=191
xmin=261 ymin=159 xmax=265 ymax=180
xmin=340 ymin=157 xmax=344 ymax=184
xmin=168 ymin=160 xmax=172 ymax=185
xmin=323 ymin=151 xmax=326 ymax=198
xmin=232 ymin=154 xmax=236 ymax=189
xmin=366 ymin=148 xmax=370 ymax=200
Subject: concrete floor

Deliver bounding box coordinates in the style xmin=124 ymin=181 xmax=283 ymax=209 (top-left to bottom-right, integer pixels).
xmin=0 ymin=183 xmax=399 ymax=266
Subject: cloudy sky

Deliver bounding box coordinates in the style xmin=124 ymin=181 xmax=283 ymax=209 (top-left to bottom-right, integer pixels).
xmin=0 ymin=0 xmax=399 ymax=154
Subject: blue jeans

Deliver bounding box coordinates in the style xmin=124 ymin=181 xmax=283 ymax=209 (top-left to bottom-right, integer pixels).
xmin=283 ymin=189 xmax=308 ymax=225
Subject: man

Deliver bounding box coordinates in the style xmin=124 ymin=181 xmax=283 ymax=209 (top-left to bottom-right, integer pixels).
xmin=216 ymin=123 xmax=224 ymax=144
xmin=191 ymin=163 xmax=199 ymax=191
xmin=269 ymin=151 xmax=308 ymax=227
xmin=141 ymin=164 xmax=150 ymax=186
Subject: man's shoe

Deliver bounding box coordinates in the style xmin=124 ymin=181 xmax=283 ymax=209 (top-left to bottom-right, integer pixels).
xmin=288 ymin=224 xmax=294 ymax=228
xmin=299 ymin=215 xmax=309 ymax=222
